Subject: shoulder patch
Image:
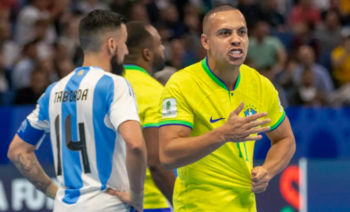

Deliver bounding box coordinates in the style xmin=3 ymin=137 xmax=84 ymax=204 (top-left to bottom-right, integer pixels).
xmin=162 ymin=98 xmax=177 ymax=118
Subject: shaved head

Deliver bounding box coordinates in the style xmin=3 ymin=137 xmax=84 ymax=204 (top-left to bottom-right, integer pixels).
xmin=200 ymin=4 xmax=248 ymax=67
xmin=203 ymin=4 xmax=238 ymax=34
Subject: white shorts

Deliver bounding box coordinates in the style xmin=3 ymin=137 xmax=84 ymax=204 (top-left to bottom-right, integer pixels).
xmin=53 ymin=188 xmax=131 ymax=212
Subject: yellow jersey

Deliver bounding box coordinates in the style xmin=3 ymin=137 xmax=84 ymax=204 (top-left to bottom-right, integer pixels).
xmin=159 ymin=58 xmax=285 ymax=212
xmin=124 ymin=65 xmax=169 ymax=209
xmin=331 ymin=47 xmax=350 ymax=85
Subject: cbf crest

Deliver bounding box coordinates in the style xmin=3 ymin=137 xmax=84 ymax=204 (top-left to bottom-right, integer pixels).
xmin=244 ymin=105 xmax=257 ymax=117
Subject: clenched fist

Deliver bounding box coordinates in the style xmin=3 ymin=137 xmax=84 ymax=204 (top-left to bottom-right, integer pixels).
xmin=251 ymin=166 xmax=270 ymax=194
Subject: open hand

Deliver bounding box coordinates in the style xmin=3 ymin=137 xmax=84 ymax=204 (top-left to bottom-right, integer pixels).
xmin=219 ymin=102 xmax=271 ymax=143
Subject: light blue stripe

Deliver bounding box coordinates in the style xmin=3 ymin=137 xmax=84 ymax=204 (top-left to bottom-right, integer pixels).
xmin=94 ymin=75 xmax=116 ymax=190
xmin=38 ymin=82 xmax=57 ymax=122
xmin=62 ymin=66 xmax=90 ymax=204
xmin=124 ymin=78 xmax=134 ymax=97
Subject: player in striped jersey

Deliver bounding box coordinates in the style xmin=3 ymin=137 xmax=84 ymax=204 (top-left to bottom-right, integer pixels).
xmin=7 ymin=10 xmax=147 ymax=212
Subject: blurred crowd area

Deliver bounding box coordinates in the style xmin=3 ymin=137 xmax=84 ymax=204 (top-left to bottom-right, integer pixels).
xmin=0 ymin=0 xmax=350 ymax=107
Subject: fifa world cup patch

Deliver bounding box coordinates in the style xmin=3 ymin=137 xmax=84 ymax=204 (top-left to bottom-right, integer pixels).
xmin=162 ymin=98 xmax=177 ymax=118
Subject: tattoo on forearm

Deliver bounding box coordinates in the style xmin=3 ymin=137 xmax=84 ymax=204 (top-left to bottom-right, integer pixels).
xmin=12 ymin=152 xmax=52 ymax=194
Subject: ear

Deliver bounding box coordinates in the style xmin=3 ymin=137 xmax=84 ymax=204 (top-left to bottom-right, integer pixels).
xmin=107 ymin=37 xmax=116 ymax=55
xmin=201 ymin=34 xmax=209 ymax=50
xmin=142 ymin=48 xmax=152 ymax=62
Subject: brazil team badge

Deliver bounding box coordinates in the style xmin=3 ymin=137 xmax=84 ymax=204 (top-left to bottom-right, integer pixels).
xmin=244 ymin=105 xmax=257 ymax=117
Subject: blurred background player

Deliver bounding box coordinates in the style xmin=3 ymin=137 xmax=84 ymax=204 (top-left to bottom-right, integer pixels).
xmin=154 ymin=67 xmax=177 ymax=86
xmin=7 ymin=10 xmax=147 ymax=212
xmin=122 ymin=21 xmax=175 ymax=212
xmin=158 ymin=5 xmax=296 ymax=212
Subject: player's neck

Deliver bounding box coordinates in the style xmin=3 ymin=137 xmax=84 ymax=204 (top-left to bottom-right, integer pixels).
xmin=82 ymin=54 xmax=111 ymax=73
xmin=208 ymin=56 xmax=240 ymax=90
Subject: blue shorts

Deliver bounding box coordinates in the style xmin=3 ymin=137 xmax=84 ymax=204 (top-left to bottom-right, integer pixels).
xmin=144 ymin=209 xmax=171 ymax=212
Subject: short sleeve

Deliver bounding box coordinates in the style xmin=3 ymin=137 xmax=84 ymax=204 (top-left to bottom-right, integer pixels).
xmin=142 ymin=90 xmax=162 ymax=129
xmin=108 ymin=77 xmax=140 ymax=131
xmin=262 ymin=77 xmax=286 ymax=131
xmin=17 ymin=94 xmax=50 ymax=146
xmin=158 ymin=73 xmax=194 ymax=129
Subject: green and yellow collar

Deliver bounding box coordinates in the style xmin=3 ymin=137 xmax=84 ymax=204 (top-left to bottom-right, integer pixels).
xmin=201 ymin=57 xmax=241 ymax=91
xmin=123 ymin=64 xmax=150 ymax=76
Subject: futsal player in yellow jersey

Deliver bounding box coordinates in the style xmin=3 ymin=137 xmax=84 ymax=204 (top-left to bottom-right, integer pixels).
xmin=158 ymin=5 xmax=296 ymax=212
xmin=120 ymin=21 xmax=175 ymax=212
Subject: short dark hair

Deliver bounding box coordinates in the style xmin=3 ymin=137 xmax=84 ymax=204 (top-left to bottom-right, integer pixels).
xmin=203 ymin=4 xmax=237 ymax=33
xmin=79 ymin=10 xmax=127 ymax=53
xmin=125 ymin=21 xmax=153 ymax=60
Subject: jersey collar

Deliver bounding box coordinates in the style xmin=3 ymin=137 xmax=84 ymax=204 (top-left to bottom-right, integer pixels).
xmin=123 ymin=64 xmax=150 ymax=76
xmin=201 ymin=57 xmax=241 ymax=91
xmin=74 ymin=66 xmax=104 ymax=73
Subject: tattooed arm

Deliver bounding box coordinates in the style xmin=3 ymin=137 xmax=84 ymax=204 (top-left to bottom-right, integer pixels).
xmin=8 ymin=135 xmax=58 ymax=199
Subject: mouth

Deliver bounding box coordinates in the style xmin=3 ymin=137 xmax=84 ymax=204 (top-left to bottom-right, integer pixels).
xmin=229 ymin=48 xmax=244 ymax=59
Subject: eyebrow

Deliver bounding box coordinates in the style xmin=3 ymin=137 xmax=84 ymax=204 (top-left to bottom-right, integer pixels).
xmin=216 ymin=28 xmax=232 ymax=33
xmin=237 ymin=26 xmax=248 ymax=31
xmin=216 ymin=26 xmax=247 ymax=34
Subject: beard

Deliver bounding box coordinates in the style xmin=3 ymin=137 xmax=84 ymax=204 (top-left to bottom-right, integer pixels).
xmin=152 ymin=53 xmax=166 ymax=72
xmin=110 ymin=53 xmax=125 ymax=76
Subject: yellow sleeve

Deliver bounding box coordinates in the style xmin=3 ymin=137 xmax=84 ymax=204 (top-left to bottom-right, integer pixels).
xmin=262 ymin=76 xmax=286 ymax=131
xmin=142 ymin=89 xmax=162 ymax=129
xmin=159 ymin=73 xmax=194 ymax=129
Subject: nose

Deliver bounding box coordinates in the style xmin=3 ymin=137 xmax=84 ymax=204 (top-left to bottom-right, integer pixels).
xmin=230 ymin=32 xmax=241 ymax=46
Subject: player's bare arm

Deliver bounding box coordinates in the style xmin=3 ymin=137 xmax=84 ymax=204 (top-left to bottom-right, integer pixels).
xmin=144 ymin=127 xmax=175 ymax=204
xmin=251 ymin=116 xmax=296 ymax=194
xmin=159 ymin=102 xmax=271 ymax=170
xmin=107 ymin=120 xmax=147 ymax=211
xmin=7 ymin=135 xmax=58 ymax=199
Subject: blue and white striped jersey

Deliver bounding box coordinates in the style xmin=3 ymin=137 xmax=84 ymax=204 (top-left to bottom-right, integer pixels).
xmin=17 ymin=66 xmax=140 ymax=212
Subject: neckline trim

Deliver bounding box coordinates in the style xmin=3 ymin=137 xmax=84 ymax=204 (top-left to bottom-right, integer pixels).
xmin=124 ymin=65 xmax=150 ymax=76
xmin=201 ymin=57 xmax=241 ymax=91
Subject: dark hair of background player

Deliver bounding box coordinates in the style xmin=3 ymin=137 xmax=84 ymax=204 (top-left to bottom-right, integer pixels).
xmin=124 ymin=21 xmax=165 ymax=72
xmin=124 ymin=21 xmax=153 ymax=63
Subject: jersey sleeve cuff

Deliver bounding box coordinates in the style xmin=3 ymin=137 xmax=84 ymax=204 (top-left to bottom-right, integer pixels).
xmin=159 ymin=120 xmax=193 ymax=129
xmin=142 ymin=123 xmax=160 ymax=129
xmin=17 ymin=119 xmax=46 ymax=146
xmin=268 ymin=111 xmax=286 ymax=132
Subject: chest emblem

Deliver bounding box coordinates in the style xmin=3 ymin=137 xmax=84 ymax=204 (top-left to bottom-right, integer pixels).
xmin=244 ymin=105 xmax=257 ymax=117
